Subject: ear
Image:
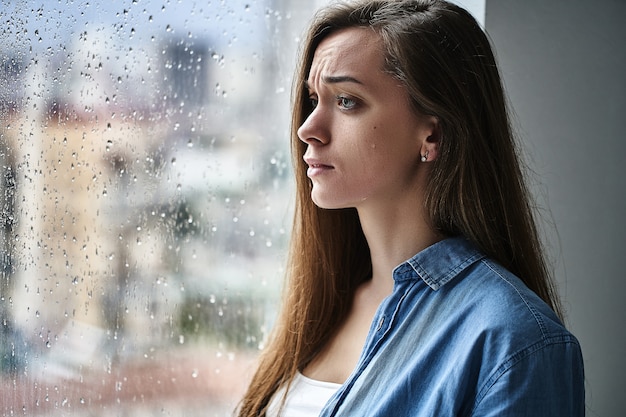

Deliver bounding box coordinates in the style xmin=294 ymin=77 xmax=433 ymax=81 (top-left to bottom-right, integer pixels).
xmin=419 ymin=116 xmax=440 ymax=163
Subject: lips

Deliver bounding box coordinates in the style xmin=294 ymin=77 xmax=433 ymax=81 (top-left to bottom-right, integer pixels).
xmin=304 ymin=157 xmax=334 ymax=177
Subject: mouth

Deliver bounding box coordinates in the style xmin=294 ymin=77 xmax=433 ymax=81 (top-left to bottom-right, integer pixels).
xmin=308 ymin=163 xmax=333 ymax=169
xmin=304 ymin=159 xmax=334 ymax=177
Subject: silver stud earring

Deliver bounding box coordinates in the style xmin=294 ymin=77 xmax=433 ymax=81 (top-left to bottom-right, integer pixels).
xmin=421 ymin=151 xmax=429 ymax=162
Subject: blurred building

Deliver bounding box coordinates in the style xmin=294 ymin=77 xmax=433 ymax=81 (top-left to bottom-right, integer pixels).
xmin=0 ymin=0 xmax=321 ymax=414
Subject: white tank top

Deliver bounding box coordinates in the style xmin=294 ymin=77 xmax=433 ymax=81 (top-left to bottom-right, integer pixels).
xmin=266 ymin=372 xmax=342 ymax=417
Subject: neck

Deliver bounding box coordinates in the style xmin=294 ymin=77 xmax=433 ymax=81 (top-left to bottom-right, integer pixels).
xmin=357 ymin=198 xmax=442 ymax=296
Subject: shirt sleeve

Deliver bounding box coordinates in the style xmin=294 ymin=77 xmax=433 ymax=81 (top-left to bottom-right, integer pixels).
xmin=471 ymin=337 xmax=585 ymax=417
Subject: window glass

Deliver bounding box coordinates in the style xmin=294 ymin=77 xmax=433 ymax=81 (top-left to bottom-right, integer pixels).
xmin=0 ymin=1 xmax=323 ymax=414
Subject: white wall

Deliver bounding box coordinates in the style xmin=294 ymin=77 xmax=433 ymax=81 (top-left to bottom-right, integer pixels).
xmin=486 ymin=1 xmax=626 ymax=416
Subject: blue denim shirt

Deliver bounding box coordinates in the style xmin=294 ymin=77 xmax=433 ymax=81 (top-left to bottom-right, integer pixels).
xmin=319 ymin=237 xmax=585 ymax=416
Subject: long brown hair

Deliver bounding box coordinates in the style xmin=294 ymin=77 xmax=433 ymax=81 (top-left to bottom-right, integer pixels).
xmin=238 ymin=1 xmax=562 ymax=415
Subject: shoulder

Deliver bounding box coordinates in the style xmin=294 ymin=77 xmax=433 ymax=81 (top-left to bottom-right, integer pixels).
xmin=460 ymin=262 xmax=585 ymax=415
xmin=455 ymin=257 xmax=568 ymax=342
xmin=440 ymin=256 xmax=584 ymax=414
xmin=402 ymin=237 xmax=566 ymax=340
xmin=401 ymin=236 xmax=580 ymax=369
xmin=399 ymin=236 xmax=581 ymax=367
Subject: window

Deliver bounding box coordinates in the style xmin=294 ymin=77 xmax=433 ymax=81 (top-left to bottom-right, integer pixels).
xmin=0 ymin=1 xmax=323 ymax=414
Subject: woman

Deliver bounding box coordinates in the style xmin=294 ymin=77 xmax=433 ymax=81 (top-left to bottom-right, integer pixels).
xmin=239 ymin=0 xmax=585 ymax=416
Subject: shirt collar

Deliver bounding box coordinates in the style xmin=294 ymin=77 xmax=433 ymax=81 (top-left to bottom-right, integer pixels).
xmin=392 ymin=236 xmax=485 ymax=290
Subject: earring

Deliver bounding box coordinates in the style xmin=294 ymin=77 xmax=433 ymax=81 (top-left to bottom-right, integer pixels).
xmin=421 ymin=151 xmax=429 ymax=162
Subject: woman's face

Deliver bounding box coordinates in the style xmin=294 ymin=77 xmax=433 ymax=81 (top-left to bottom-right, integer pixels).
xmin=298 ymin=27 xmax=435 ymax=212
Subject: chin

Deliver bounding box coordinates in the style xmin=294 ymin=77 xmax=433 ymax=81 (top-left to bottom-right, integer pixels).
xmin=312 ymin=200 xmax=338 ymax=210
xmin=311 ymin=196 xmax=353 ymax=211
xmin=310 ymin=188 xmax=361 ymax=210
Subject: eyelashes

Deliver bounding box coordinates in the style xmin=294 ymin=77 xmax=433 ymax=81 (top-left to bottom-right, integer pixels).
xmin=336 ymin=95 xmax=357 ymax=110
xmin=306 ymin=94 xmax=360 ymax=112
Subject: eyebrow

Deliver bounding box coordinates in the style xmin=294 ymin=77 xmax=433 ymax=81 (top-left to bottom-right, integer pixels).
xmin=304 ymin=75 xmax=363 ymax=89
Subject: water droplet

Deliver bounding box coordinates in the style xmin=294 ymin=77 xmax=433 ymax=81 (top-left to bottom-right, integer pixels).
xmin=191 ymin=369 xmax=198 ymax=378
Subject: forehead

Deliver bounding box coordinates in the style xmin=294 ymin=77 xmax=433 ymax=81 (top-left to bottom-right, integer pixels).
xmin=308 ymin=27 xmax=384 ymax=81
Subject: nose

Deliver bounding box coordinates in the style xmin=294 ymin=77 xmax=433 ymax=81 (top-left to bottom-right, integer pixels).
xmin=297 ymin=105 xmax=330 ymax=146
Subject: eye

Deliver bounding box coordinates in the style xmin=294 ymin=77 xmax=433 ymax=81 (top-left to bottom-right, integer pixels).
xmin=308 ymin=95 xmax=318 ymax=110
xmin=336 ymin=95 xmax=357 ymax=110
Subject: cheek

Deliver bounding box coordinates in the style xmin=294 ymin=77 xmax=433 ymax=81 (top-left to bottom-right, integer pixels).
xmin=369 ymin=125 xmax=378 ymax=149
xmin=350 ymin=120 xmax=401 ymax=168
xmin=367 ymin=123 xmax=399 ymax=156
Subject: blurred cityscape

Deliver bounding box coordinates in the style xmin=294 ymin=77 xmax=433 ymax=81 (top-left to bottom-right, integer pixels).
xmin=0 ymin=0 xmax=323 ymax=415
